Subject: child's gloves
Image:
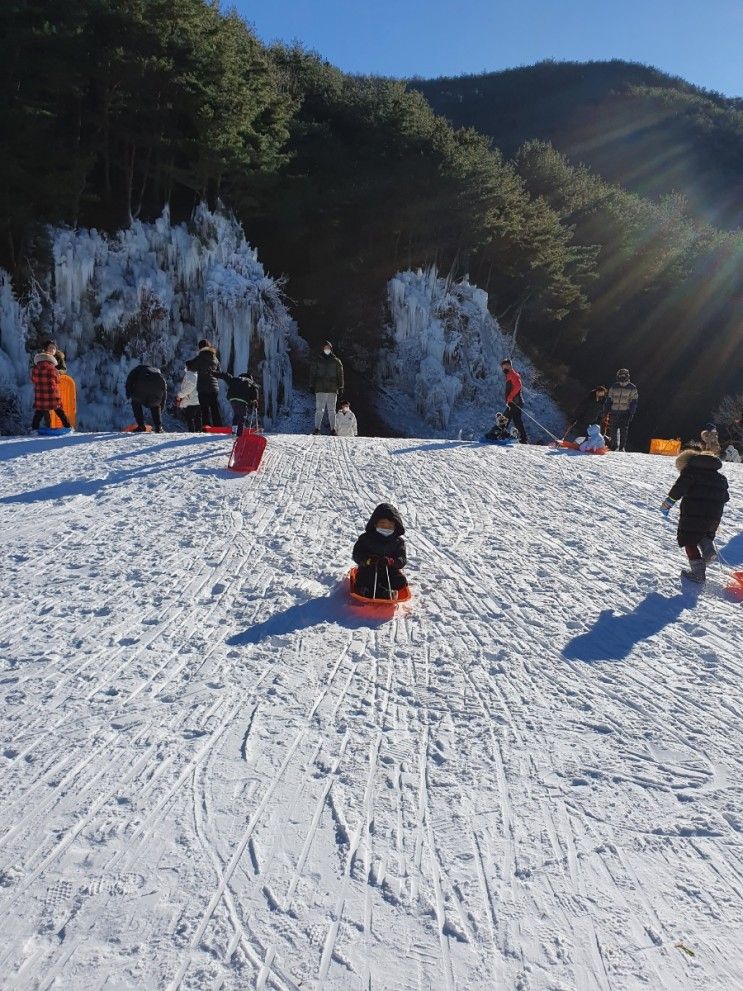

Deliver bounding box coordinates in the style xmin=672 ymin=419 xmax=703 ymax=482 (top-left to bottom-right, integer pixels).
xmin=384 ymin=556 xmax=396 ymax=567
xmin=660 ymin=497 xmax=676 ymax=516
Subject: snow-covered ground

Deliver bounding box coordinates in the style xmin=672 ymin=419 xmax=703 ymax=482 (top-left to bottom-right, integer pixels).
xmin=0 ymin=432 xmax=741 ymax=991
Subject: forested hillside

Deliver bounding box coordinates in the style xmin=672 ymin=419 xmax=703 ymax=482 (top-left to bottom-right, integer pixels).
xmin=1 ymin=7 xmax=740 ymax=443
xmin=412 ymin=60 xmax=743 ymax=229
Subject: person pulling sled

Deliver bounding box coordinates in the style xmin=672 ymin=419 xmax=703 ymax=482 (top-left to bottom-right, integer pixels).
xmin=660 ymin=448 xmax=730 ymax=584
xmin=215 ymin=370 xmax=260 ymax=436
xmin=352 ymin=503 xmax=408 ymax=600
xmin=499 ymin=359 xmax=528 ymax=443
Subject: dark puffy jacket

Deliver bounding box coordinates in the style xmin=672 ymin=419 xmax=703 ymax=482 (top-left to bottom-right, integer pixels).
xmin=125 ymin=365 xmax=167 ymax=406
xmin=352 ymin=503 xmax=406 ymax=569
xmin=192 ymin=347 xmax=220 ymax=394
xmin=668 ymin=450 xmax=729 ymax=543
xmin=572 ymin=389 xmax=606 ymax=426
xmin=309 ymin=351 xmax=344 ymax=393
xmin=216 ymin=371 xmax=259 ymax=405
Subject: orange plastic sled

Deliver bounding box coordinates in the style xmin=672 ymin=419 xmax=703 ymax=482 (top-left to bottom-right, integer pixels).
xmin=49 ymin=374 xmax=77 ymax=428
xmin=556 ymin=439 xmax=609 ymax=455
xmin=227 ymin=431 xmax=267 ymax=473
xmin=348 ymin=567 xmax=412 ymax=605
xmin=727 ymin=571 xmax=743 ymax=601
xmin=203 ymin=425 xmax=233 ymax=434
xmin=650 ymin=438 xmax=682 ymax=456
xmin=122 ymin=423 xmax=152 ymax=432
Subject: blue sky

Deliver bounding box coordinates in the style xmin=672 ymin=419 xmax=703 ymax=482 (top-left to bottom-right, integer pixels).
xmin=233 ymin=0 xmax=742 ymax=97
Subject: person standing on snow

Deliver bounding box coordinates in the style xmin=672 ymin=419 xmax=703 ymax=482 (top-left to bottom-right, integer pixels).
xmin=191 ymin=339 xmax=222 ymax=427
xmin=567 ymin=385 xmax=607 ymax=439
xmin=335 ymin=399 xmax=358 ymax=437
xmin=604 ymin=368 xmax=638 ymax=451
xmin=30 ymin=340 xmax=71 ymax=431
xmin=500 ymin=358 xmax=528 ymax=444
xmin=700 ymin=422 xmax=721 ymax=457
xmin=125 ymin=363 xmax=167 ymax=433
xmin=724 ymin=444 xmax=741 ymax=463
xmin=309 ymin=340 xmax=344 ymax=435
xmin=660 ymin=447 xmax=730 ymax=583
xmin=176 ymin=359 xmax=202 ymax=432
xmin=215 ymin=370 xmax=260 ymax=436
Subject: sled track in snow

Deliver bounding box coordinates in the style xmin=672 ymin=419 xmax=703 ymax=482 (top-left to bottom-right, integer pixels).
xmin=0 ymin=432 xmax=741 ymax=990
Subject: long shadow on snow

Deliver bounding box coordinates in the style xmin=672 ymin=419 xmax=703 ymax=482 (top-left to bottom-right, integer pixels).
xmin=0 ymin=432 xmax=119 ymax=463
xmin=719 ymin=531 xmax=743 ymax=566
xmin=0 ymin=449 xmax=215 ymax=505
xmin=563 ymin=588 xmax=700 ymax=663
xmin=227 ymin=586 xmax=393 ymax=646
xmin=105 ymin=434 xmax=229 ymax=462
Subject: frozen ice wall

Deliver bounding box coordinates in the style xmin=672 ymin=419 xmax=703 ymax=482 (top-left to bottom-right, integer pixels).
xmin=0 ymin=205 xmax=298 ymax=432
xmin=377 ymin=267 xmax=563 ymax=439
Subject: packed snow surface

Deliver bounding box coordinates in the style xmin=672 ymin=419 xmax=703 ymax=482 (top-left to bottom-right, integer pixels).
xmin=0 ymin=433 xmax=741 ymax=990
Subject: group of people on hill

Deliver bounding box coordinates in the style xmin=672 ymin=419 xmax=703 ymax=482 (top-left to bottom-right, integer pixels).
xmin=566 ymin=369 xmax=638 ymax=451
xmin=308 ymin=341 xmax=357 ymax=436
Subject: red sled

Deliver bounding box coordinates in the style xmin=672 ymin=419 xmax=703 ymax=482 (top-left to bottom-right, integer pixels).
xmin=203 ymin=425 xmax=233 ymax=435
xmin=227 ymin=431 xmax=267 ymax=473
xmin=727 ymin=571 xmax=743 ymax=601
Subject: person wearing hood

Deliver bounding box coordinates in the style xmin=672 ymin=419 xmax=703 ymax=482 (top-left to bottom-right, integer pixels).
xmin=191 ymin=339 xmax=222 ymax=427
xmin=568 ymin=385 xmax=608 ymax=439
xmin=578 ymin=423 xmax=606 ymax=452
xmin=30 ymin=340 xmax=71 ymax=431
xmin=352 ymin=503 xmax=407 ymax=600
xmin=215 ymin=370 xmax=260 ymax=436
xmin=604 ymin=368 xmax=638 ymax=451
xmin=335 ymin=399 xmax=358 ymax=437
xmin=660 ymin=448 xmax=730 ymax=583
xmin=309 ymin=341 xmax=344 ymax=435
xmin=176 ymin=359 xmax=202 ymax=432
xmin=125 ymin=363 xmax=167 ymax=433
xmin=724 ymin=444 xmax=741 ymax=464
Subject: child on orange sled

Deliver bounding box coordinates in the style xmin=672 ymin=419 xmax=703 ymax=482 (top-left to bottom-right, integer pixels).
xmin=352 ymin=503 xmax=408 ymax=600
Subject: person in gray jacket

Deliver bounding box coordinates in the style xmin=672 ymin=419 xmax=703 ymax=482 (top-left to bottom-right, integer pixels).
xmin=604 ymin=368 xmax=638 ymax=451
xmin=309 ymin=340 xmax=344 ymax=434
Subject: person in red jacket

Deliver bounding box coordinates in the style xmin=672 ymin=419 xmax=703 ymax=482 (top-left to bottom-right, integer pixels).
xmin=500 ymin=358 xmax=528 ymax=443
xmin=30 ymin=340 xmax=71 ymax=431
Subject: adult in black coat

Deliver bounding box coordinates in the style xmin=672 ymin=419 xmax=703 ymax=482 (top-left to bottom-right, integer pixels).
xmin=125 ymin=364 xmax=167 ymax=432
xmin=191 ymin=339 xmax=222 ymax=426
xmin=352 ymin=503 xmax=407 ymax=599
xmin=662 ymin=449 xmax=730 ymax=582
xmin=569 ymin=385 xmax=607 ymax=437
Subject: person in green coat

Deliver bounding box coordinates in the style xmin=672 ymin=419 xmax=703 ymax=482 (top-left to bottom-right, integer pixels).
xmin=309 ymin=340 xmax=344 ymax=435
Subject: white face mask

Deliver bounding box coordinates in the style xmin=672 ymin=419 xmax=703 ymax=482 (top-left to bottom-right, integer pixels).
xmin=376 ymin=526 xmax=394 ymax=537
xmin=323 ymin=348 xmax=331 ymax=355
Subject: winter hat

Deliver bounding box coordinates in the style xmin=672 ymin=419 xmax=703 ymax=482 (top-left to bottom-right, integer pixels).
xmin=587 ymin=423 xmax=602 ymax=438
xmin=704 ymin=422 xmax=717 ymax=432
xmin=198 ymin=338 xmax=213 ymax=349
xmin=322 ymin=340 xmax=333 ymax=350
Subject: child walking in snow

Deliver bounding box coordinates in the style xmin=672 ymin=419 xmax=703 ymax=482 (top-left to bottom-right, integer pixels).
xmin=352 ymin=503 xmax=408 ymax=600
xmin=176 ymin=359 xmax=202 ymax=432
xmin=215 ymin=370 xmax=260 ymax=436
xmin=335 ymin=399 xmax=358 ymax=437
xmin=661 ymin=448 xmax=730 ymax=583
xmin=30 ymin=340 xmax=71 ymax=431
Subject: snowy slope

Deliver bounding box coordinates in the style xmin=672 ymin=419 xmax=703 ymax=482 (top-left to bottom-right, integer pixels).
xmin=0 ymin=433 xmax=741 ymax=991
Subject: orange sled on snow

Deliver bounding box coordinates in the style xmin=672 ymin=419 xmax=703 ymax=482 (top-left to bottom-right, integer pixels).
xmin=49 ymin=374 xmax=77 ymax=428
xmin=122 ymin=423 xmax=152 ymax=432
xmin=227 ymin=430 xmax=267 ymax=473
xmin=348 ymin=567 xmax=412 ymax=605
xmin=554 ymin=439 xmax=609 ymax=455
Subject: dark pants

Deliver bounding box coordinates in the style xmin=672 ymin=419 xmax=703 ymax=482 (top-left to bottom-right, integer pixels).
xmin=183 ymin=406 xmax=202 ymax=432
xmin=609 ymin=412 xmax=631 ymax=451
xmin=685 ymin=545 xmax=702 ymax=561
xmin=132 ymin=400 xmax=162 ymax=430
xmin=354 ymin=564 xmax=407 ymax=599
xmin=504 ymin=400 xmax=528 ymax=443
xmin=32 ymin=408 xmax=70 ymax=429
xmin=199 ymin=392 xmax=222 ymax=427
xmin=230 ymin=401 xmax=254 ymax=437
